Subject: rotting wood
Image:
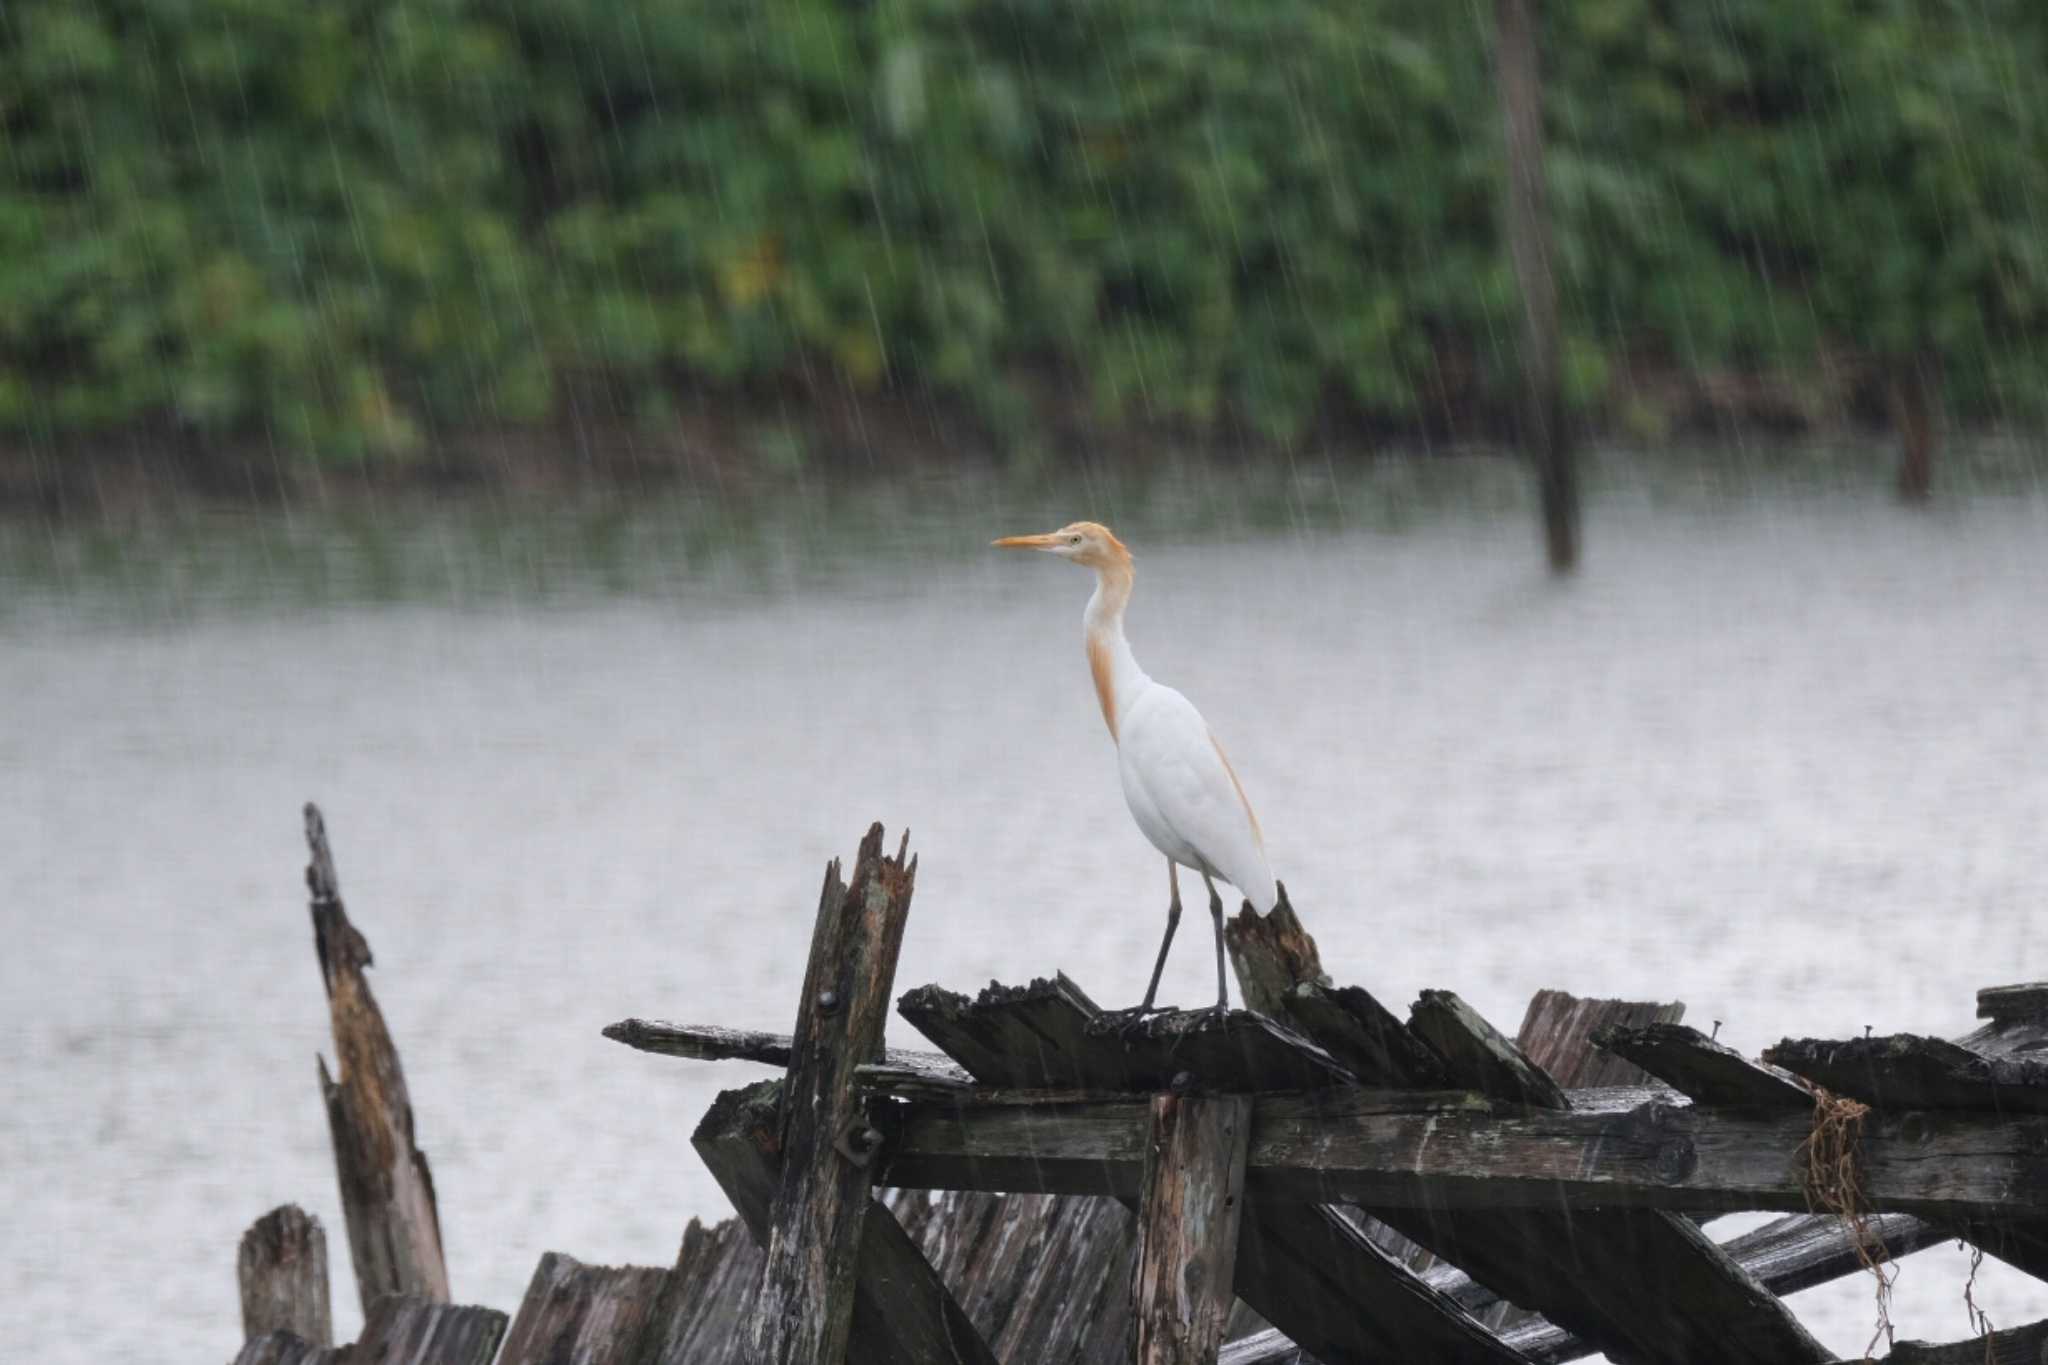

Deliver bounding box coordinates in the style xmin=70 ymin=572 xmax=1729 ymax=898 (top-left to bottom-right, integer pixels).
xmin=875 ymin=1085 xmax=2048 ymax=1222
xmin=1886 ymin=1315 xmax=2048 ymax=1364
xmin=898 ymin=974 xmax=1528 ymax=1364
xmin=304 ymin=802 xmax=450 ymax=1315
xmin=1221 ymin=885 xmax=1328 ymax=1016
xmin=1385 ymin=991 xmax=1828 ymax=1365
xmin=749 ymin=823 xmax=947 ymax=1365
xmin=238 ymin=1204 xmax=333 ymax=1348
xmin=496 ymin=1252 xmax=669 ymax=1365
xmin=693 ymin=1079 xmax=999 ymax=1365
xmin=1977 ymin=983 xmax=2048 ymax=1025
xmin=1408 ymin=990 xmax=1569 ymax=1110
xmin=627 ymin=1217 xmax=764 ymax=1365
xmin=1764 ymin=1034 xmax=2048 ymax=1112
xmin=603 ymin=1018 xmax=972 ymax=1087
xmin=1131 ymin=1094 xmax=1252 ymax=1365
xmin=1593 ymin=1023 xmax=1816 ymax=1109
xmin=236 ymin=1294 xmax=508 ymax=1365
xmin=1515 ymin=991 xmax=1682 ymax=1088
xmin=1278 ymin=983 xmax=1447 ymax=1088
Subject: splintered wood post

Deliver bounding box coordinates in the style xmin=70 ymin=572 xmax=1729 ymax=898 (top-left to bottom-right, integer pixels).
xmin=750 ymin=823 xmax=917 ymax=1365
xmin=238 ymin=1205 xmax=334 ymax=1348
xmin=1497 ymin=0 xmax=1577 ymax=572
xmin=1131 ymin=1094 xmax=1253 ymax=1365
xmin=1222 ymin=883 xmax=1328 ymax=1015
xmin=303 ymin=802 xmax=450 ymax=1314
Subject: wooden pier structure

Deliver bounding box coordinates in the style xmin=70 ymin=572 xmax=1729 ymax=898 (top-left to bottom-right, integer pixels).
xmin=234 ymin=813 xmax=2048 ymax=1364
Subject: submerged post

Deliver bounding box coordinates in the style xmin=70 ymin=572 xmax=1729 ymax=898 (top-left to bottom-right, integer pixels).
xmin=749 ymin=824 xmax=917 ymax=1365
xmin=304 ymin=802 xmax=450 ymax=1314
xmin=1132 ymin=1093 xmax=1252 ymax=1365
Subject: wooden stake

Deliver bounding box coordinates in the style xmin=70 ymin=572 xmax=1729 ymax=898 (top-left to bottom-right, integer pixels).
xmin=749 ymin=824 xmax=917 ymax=1365
xmin=237 ymin=1205 xmax=333 ymax=1348
xmin=304 ymin=802 xmax=449 ymax=1314
xmin=1131 ymin=1094 xmax=1252 ymax=1365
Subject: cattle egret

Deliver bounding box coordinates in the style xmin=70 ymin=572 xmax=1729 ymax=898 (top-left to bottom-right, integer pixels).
xmin=994 ymin=521 xmax=1276 ymax=1013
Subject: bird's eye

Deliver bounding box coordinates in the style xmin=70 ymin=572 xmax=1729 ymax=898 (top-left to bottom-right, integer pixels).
xmin=1069 ymin=535 xmax=1082 ymax=544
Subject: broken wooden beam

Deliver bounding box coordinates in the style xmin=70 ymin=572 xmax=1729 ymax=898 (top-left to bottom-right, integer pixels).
xmin=235 ymin=1295 xmax=507 ymax=1365
xmin=303 ymin=803 xmax=450 ymax=1315
xmin=749 ymin=823 xmax=949 ymax=1365
xmin=602 ymin=1018 xmax=972 ymax=1087
xmin=629 ymin=1217 xmax=765 ymax=1365
xmin=1764 ymin=1033 xmax=2048 ymax=1112
xmin=1408 ymin=991 xmax=1570 ymax=1109
xmin=1593 ymin=1023 xmax=1815 ymax=1109
xmin=238 ymin=1205 xmax=333 ymax=1349
xmin=1515 ymin=991 xmax=1684 ymax=1087
xmin=1885 ymin=1316 xmax=2048 ymax=1364
xmin=1978 ymin=983 xmax=2048 ymax=1025
xmin=696 ymin=1078 xmax=998 ymax=1365
xmin=1131 ymin=1094 xmax=1252 ymax=1365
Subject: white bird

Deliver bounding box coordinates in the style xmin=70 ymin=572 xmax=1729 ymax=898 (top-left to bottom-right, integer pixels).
xmin=994 ymin=521 xmax=1276 ymax=1013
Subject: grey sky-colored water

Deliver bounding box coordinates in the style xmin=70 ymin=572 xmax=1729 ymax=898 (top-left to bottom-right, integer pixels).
xmin=6 ymin=489 xmax=2048 ymax=1361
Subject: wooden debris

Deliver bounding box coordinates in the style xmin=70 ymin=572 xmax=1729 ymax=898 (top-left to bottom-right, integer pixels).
xmin=304 ymin=802 xmax=450 ymax=1315
xmin=747 ymin=824 xmax=956 ymax=1365
xmin=1977 ymin=983 xmax=2048 ymax=1024
xmin=1886 ymin=1316 xmax=2048 ymax=1364
xmin=1593 ymin=1023 xmax=1815 ymax=1109
xmin=899 ymin=975 xmax=1354 ymax=1095
xmin=1719 ymin=1212 xmax=1937 ymax=1299
xmin=1409 ymin=990 xmax=1569 ymax=1109
xmin=1515 ymin=991 xmax=1683 ymax=1088
xmin=602 ymin=1018 xmax=971 ymax=1086
xmin=1764 ymin=1034 xmax=2048 ymax=1113
xmin=238 ymin=1205 xmax=333 ymax=1349
xmin=1131 ymin=1094 xmax=1252 ymax=1365
xmin=629 ymin=1217 xmax=764 ymax=1365
xmin=898 ymin=974 xmax=1523 ymax=1363
xmin=495 ymin=1252 xmax=668 ymax=1365
xmin=1221 ymin=885 xmax=1329 ymax=1015
xmin=694 ymin=1079 xmax=998 ymax=1365
xmin=1278 ymin=983 xmax=1447 ymax=1088
xmin=236 ymin=1295 xmax=507 ymax=1365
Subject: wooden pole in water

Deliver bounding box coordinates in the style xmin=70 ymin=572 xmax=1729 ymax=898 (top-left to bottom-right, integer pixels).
xmin=1131 ymin=1093 xmax=1252 ymax=1365
xmin=1496 ymin=0 xmax=1578 ymax=572
xmin=237 ymin=1204 xmax=333 ymax=1348
xmin=303 ymin=802 xmax=450 ymax=1315
xmin=748 ymin=823 xmax=918 ymax=1365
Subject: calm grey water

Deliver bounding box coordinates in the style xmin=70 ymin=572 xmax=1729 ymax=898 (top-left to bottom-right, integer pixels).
xmin=7 ymin=481 xmax=2048 ymax=1361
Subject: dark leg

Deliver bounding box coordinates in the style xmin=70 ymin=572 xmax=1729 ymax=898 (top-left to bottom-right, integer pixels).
xmin=1202 ymin=874 xmax=1230 ymax=1013
xmin=1137 ymin=861 xmax=1183 ymax=1012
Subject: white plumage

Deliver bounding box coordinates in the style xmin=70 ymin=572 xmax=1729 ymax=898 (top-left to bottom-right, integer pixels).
xmin=994 ymin=520 xmax=1275 ymax=1012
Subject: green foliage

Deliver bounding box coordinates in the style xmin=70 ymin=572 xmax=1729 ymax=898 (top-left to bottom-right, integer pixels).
xmin=2 ymin=0 xmax=2044 ymax=457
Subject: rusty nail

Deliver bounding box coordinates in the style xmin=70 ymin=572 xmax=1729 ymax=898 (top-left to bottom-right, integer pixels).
xmin=1711 ymin=1020 xmax=1722 ymax=1041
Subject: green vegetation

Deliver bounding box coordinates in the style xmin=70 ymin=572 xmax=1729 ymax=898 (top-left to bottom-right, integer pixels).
xmin=2 ymin=0 xmax=2044 ymax=461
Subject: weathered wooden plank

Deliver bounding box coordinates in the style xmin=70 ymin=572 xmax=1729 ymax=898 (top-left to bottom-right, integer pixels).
xmin=629 ymin=1216 xmax=764 ymax=1365
xmin=603 ymin=1018 xmax=972 ymax=1086
xmin=901 ymin=975 xmax=1524 ymax=1363
xmin=885 ymin=1189 xmax=1138 ymax=1363
xmin=1408 ymin=991 xmax=1570 ymax=1109
xmin=1515 ymin=991 xmax=1683 ymax=1088
xmin=1886 ymin=1317 xmax=2048 ymax=1364
xmin=1593 ymin=1023 xmax=1816 ymax=1109
xmin=693 ymin=1079 xmax=999 ymax=1365
xmin=879 ymin=1086 xmax=2048 ymax=1220
xmin=1765 ymin=1034 xmax=2048 ymax=1112
xmin=899 ymin=975 xmax=1351 ymax=1095
xmin=1278 ymin=983 xmax=1447 ymax=1088
xmin=352 ymin=1294 xmax=508 ymax=1365
xmin=303 ymin=803 xmax=450 ymax=1315
xmin=749 ymin=824 xmax=958 ymax=1365
xmin=1221 ymin=887 xmax=1328 ymax=1015
xmin=1131 ymin=1095 xmax=1252 ymax=1365
xmin=1979 ymin=984 xmax=2048 ymax=1024
xmin=231 ymin=1332 xmax=340 ymax=1365
xmin=238 ymin=1205 xmax=333 ymax=1348
xmin=494 ymin=1252 xmax=668 ymax=1365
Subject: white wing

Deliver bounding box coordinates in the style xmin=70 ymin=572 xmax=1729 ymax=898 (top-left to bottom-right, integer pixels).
xmin=1116 ymin=682 xmax=1275 ymax=912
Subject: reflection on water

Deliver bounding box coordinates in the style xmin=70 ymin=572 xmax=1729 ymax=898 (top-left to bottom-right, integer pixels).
xmin=6 ymin=464 xmax=2048 ymax=1360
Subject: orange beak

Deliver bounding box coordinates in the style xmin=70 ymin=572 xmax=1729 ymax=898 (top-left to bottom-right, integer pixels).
xmin=992 ymin=533 xmax=1061 ymax=550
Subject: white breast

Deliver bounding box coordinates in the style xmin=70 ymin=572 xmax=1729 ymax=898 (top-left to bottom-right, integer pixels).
xmin=1114 ymin=680 xmax=1275 ymax=911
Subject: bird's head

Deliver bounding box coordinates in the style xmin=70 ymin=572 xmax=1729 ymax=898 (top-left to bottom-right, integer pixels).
xmin=991 ymin=521 xmax=1131 ymax=571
